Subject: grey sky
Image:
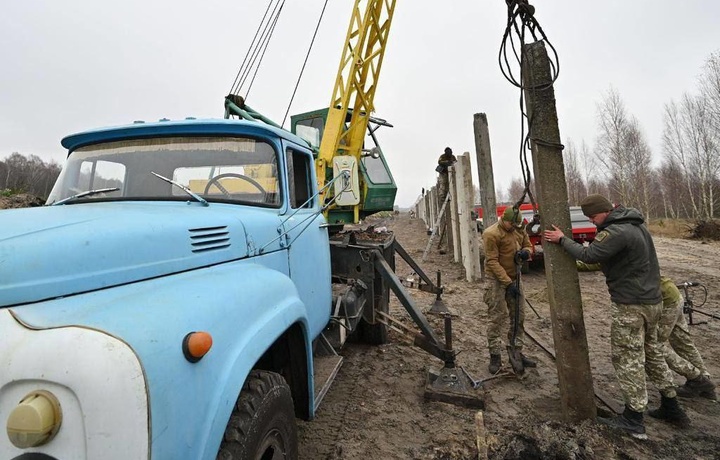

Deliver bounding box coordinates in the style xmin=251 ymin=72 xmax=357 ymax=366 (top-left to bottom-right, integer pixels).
xmin=2 ymin=1 xmax=719 ymax=207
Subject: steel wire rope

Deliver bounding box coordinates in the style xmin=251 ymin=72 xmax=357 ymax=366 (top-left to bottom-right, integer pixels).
xmin=228 ymin=0 xmax=285 ymax=100
xmin=244 ymin=10 xmax=283 ymax=100
xmin=282 ymin=0 xmax=330 ymax=128
xmin=235 ymin=1 xmax=284 ymax=97
xmin=228 ymin=1 xmax=275 ymax=95
xmin=498 ymin=0 xmax=561 ymax=215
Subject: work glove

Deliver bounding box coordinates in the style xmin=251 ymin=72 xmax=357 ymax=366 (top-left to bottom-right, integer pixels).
xmin=516 ymin=249 xmax=530 ymax=261
xmin=505 ymin=284 xmax=521 ymax=298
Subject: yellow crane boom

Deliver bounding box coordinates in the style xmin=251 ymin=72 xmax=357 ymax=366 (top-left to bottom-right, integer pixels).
xmin=316 ymin=0 xmax=397 ymax=223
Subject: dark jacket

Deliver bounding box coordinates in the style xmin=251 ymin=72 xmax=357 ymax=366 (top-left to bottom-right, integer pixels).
xmin=560 ymin=205 xmax=661 ymax=305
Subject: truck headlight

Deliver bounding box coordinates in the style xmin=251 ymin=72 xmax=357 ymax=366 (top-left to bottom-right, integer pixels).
xmin=6 ymin=390 xmax=62 ymax=448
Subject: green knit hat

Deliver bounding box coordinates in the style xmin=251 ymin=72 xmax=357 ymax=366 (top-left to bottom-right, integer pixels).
xmin=580 ymin=194 xmax=613 ymax=217
xmin=502 ymin=207 xmax=523 ymax=226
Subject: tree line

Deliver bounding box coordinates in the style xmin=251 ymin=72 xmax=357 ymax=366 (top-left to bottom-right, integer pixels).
xmin=504 ymin=50 xmax=720 ymax=222
xmin=0 ymin=153 xmax=61 ymax=199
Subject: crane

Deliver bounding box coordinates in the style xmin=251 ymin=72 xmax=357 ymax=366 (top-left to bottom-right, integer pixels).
xmin=290 ymin=0 xmax=398 ymax=224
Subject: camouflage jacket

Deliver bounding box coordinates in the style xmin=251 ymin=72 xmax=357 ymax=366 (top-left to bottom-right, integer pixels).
xmin=560 ymin=205 xmax=661 ymax=305
xmin=482 ymin=221 xmax=531 ymax=286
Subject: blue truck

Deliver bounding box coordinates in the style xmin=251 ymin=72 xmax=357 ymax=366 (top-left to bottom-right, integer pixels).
xmin=0 ymin=115 xmax=468 ymax=460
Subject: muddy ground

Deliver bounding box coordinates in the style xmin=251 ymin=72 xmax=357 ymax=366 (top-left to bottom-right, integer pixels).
xmin=298 ymin=213 xmax=720 ymax=460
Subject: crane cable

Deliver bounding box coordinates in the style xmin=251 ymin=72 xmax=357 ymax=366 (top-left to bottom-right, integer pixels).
xmin=228 ymin=0 xmax=286 ymax=100
xmin=498 ymin=0 xmax=561 ymax=218
xmin=282 ymin=0 xmax=330 ymax=128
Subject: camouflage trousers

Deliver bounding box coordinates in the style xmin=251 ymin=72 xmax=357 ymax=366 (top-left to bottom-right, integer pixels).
xmin=611 ymin=301 xmax=676 ymax=413
xmin=484 ymin=278 xmax=525 ymax=354
xmin=658 ymin=297 xmax=709 ymax=380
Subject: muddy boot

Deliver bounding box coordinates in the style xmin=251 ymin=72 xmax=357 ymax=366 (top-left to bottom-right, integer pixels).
xmin=598 ymin=406 xmax=646 ymax=439
xmin=506 ymin=347 xmax=524 ymax=374
xmin=676 ymin=375 xmax=717 ymax=401
xmin=648 ymin=396 xmax=691 ymax=428
xmin=520 ymin=353 xmax=536 ymax=368
xmin=488 ymin=354 xmax=502 ymax=374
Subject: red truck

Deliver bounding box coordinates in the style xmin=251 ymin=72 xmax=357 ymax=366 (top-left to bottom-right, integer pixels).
xmin=474 ymin=204 xmax=597 ymax=266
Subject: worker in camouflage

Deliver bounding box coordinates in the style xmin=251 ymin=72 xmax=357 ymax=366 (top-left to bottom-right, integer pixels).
xmin=482 ymin=206 xmax=534 ymax=374
xmin=657 ymin=277 xmax=716 ymax=400
xmin=544 ymin=194 xmax=689 ymax=438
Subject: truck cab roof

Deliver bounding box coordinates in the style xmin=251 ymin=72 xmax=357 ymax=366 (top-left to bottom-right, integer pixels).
xmin=61 ymin=118 xmax=310 ymax=153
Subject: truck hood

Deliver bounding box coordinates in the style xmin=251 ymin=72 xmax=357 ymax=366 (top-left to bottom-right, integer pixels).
xmin=0 ymin=202 xmax=280 ymax=307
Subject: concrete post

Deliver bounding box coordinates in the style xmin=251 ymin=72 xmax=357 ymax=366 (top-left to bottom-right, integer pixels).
xmin=523 ymin=41 xmax=596 ymax=421
xmin=473 ymin=113 xmax=498 ymax=230
xmin=429 ymin=187 xmax=437 ymax=232
xmin=456 ymin=153 xmax=481 ymax=281
xmin=449 ymin=165 xmax=462 ymax=263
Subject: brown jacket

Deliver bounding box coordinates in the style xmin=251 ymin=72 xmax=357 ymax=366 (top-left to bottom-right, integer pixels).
xmin=482 ymin=221 xmax=532 ymax=286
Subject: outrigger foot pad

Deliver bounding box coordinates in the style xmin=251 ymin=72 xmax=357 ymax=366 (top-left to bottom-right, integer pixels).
xmin=428 ymin=297 xmax=450 ymax=314
xmin=424 ymin=366 xmax=484 ymax=409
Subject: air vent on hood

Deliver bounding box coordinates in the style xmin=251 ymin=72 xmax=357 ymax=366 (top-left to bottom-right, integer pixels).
xmin=189 ymin=226 xmax=231 ymax=253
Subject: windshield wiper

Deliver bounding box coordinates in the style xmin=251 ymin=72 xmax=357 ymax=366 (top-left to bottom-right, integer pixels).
xmin=50 ymin=187 xmax=121 ymax=206
xmin=151 ymin=172 xmax=209 ymax=207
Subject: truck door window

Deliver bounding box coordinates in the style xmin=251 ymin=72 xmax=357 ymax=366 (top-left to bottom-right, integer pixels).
xmin=286 ymin=149 xmax=312 ymax=209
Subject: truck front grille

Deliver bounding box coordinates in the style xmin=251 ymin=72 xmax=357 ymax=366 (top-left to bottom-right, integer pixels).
xmin=189 ymin=226 xmax=231 ymax=253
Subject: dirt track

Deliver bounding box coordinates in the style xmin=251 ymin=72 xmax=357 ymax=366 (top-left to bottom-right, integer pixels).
xmin=298 ymin=213 xmax=720 ymax=460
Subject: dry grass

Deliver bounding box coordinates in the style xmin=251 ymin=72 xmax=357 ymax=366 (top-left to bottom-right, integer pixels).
xmin=647 ymin=218 xmax=694 ymax=238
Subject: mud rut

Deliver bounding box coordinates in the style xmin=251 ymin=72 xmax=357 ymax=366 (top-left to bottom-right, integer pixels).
xmin=298 ymin=214 xmax=720 ymax=460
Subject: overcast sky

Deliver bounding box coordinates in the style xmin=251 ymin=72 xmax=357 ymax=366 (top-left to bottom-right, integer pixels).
xmin=2 ymin=1 xmax=719 ymax=207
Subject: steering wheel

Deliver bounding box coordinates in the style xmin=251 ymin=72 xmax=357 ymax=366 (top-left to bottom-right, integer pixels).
xmin=204 ymin=173 xmax=267 ymax=201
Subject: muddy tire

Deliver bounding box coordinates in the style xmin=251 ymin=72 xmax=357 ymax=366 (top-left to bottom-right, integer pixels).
xmin=357 ymin=317 xmax=388 ymax=345
xmin=217 ymin=370 xmax=298 ymax=460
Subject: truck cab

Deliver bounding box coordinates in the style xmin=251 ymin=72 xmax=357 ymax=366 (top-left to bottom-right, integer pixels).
xmin=0 ymin=118 xmax=331 ymax=459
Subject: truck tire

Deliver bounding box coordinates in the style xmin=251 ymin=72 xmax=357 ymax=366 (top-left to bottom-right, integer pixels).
xmin=358 ymin=316 xmax=388 ymax=345
xmin=217 ymin=370 xmax=298 ymax=460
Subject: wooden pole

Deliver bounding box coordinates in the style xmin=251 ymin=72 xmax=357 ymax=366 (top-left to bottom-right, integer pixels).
xmin=522 ymin=40 xmax=596 ymax=421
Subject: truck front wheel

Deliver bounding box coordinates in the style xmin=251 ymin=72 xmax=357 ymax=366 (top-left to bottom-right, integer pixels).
xmin=217 ymin=370 xmax=298 ymax=460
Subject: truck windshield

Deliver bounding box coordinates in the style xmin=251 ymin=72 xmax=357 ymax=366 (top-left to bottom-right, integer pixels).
xmin=47 ymin=136 xmax=281 ymax=207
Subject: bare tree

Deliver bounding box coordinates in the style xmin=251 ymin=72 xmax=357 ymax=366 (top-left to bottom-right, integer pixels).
xmin=563 ymin=138 xmax=587 ymax=205
xmin=506 ymin=177 xmax=524 ymax=204
xmin=595 ymin=87 xmax=653 ymax=213
xmin=595 ymin=88 xmax=630 ymax=203
xmin=662 ymin=93 xmax=720 ymax=219
xmin=0 ymin=152 xmax=62 ymax=198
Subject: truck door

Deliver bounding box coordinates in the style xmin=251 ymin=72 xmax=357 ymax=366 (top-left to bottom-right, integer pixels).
xmin=282 ymin=145 xmax=332 ymax=338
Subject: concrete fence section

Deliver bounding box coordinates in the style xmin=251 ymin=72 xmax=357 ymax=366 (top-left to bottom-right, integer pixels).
xmin=413 ymin=152 xmax=483 ymax=282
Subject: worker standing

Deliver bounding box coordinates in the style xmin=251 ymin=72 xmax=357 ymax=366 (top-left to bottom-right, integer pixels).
xmin=543 ymin=194 xmax=689 ymax=438
xmin=483 ymin=207 xmax=535 ymax=374
xmin=435 ymin=147 xmax=456 ymax=253
xmin=657 ymin=276 xmax=716 ymax=400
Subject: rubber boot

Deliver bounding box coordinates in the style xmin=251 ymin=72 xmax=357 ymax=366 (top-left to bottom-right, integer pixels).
xmin=488 ymin=354 xmax=502 ymax=374
xmin=520 ymin=353 xmax=537 ymax=368
xmin=676 ymin=375 xmax=717 ymax=401
xmin=598 ymin=406 xmax=646 ymax=439
xmin=648 ymin=395 xmax=691 ymax=428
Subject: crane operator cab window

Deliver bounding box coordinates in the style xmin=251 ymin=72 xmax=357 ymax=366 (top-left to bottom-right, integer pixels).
xmin=48 ymin=136 xmax=281 ymax=207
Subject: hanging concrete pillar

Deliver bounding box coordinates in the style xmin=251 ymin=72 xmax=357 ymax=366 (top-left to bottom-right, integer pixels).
xmin=523 ymin=40 xmax=596 ymax=422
